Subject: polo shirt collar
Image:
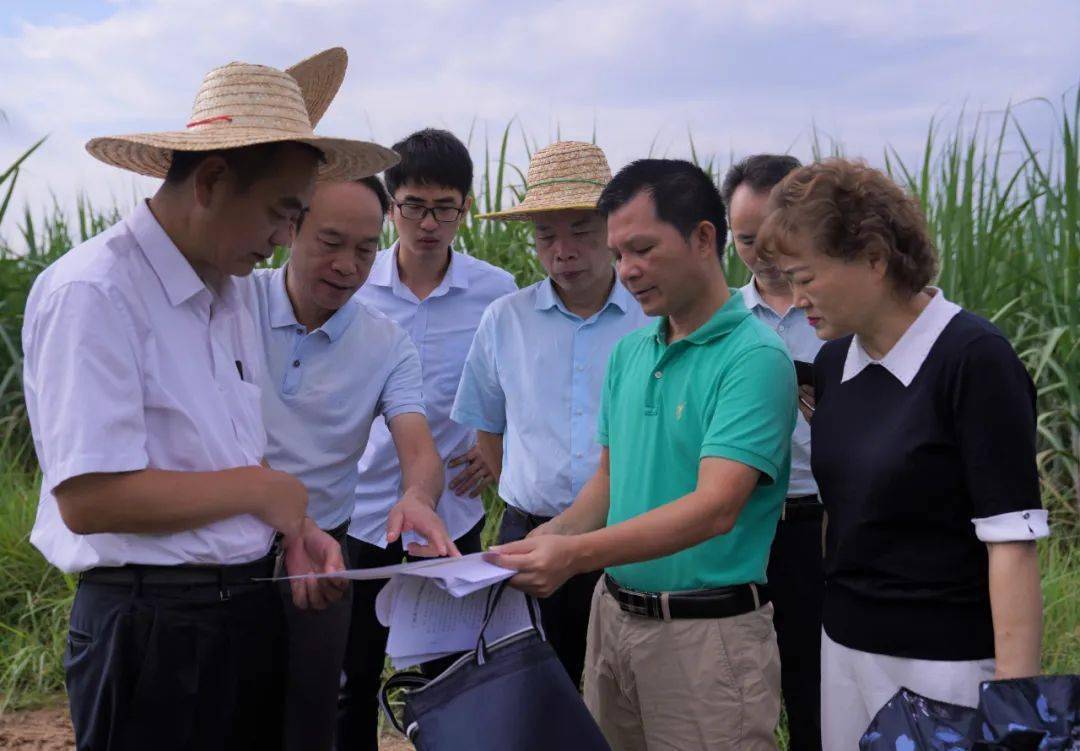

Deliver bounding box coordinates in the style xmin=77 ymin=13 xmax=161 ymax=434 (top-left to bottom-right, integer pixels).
xmin=842 ymin=288 xmax=961 ymax=386
xmin=534 ymin=273 xmax=633 ymax=316
xmin=128 ymin=200 xmax=206 ymax=307
xmin=368 ymin=241 xmax=468 ymax=298
xmin=652 ymin=289 xmax=752 ymax=346
xmin=268 ymin=264 xmax=360 ymax=342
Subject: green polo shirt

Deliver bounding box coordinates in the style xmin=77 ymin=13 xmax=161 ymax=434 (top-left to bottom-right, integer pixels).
xmin=598 ymin=289 xmax=796 ymax=592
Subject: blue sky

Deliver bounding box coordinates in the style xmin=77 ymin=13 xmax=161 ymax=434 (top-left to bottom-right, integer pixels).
xmin=1 ymin=0 xmax=1078 ymax=239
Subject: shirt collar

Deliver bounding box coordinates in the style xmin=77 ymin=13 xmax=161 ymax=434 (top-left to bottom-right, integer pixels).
xmin=534 ymin=273 xmax=633 ymax=316
xmin=268 ymin=264 xmax=359 ymax=342
xmin=368 ymin=241 xmax=468 ymax=297
xmin=128 ymin=200 xmax=206 ymax=307
xmin=651 ymin=289 xmax=752 ymax=346
xmin=739 ymin=279 xmax=766 ymax=311
xmin=841 ymin=288 xmax=961 ymax=386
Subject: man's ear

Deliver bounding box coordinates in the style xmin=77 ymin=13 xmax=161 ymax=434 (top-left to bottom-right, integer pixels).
xmin=461 ymin=193 xmax=475 ymax=215
xmin=192 ymin=155 xmax=230 ymax=209
xmin=692 ymin=220 xmax=718 ymax=260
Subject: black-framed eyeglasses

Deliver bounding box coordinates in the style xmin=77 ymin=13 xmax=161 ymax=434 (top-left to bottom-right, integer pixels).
xmin=394 ymin=202 xmax=466 ymax=223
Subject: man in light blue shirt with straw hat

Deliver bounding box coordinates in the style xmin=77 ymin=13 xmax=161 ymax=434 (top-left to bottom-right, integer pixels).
xmin=452 ymin=141 xmax=649 ymax=687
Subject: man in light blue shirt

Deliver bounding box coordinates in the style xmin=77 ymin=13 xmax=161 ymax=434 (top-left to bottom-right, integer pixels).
xmin=340 ymin=129 xmax=516 ymax=751
xmin=722 ymin=154 xmax=824 ymax=751
xmin=452 ymin=141 xmax=649 ymax=686
xmin=252 ymin=177 xmax=454 ymax=751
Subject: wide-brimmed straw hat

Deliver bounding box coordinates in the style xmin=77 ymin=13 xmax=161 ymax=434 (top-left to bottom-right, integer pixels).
xmin=285 ymin=47 xmax=348 ymax=128
xmin=85 ymin=48 xmax=398 ymax=181
xmin=479 ymin=141 xmax=611 ymax=221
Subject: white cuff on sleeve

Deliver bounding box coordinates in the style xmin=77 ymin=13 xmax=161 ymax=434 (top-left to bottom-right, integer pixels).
xmin=972 ymin=509 xmax=1049 ymax=543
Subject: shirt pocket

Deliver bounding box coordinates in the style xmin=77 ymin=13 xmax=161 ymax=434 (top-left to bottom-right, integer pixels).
xmin=229 ymin=380 xmax=267 ymax=462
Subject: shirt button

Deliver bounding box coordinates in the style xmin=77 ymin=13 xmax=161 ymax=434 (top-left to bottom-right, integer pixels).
xmin=576 ymin=364 xmax=585 ymax=372
xmin=293 ymin=359 xmax=301 ymax=367
xmin=654 ymin=370 xmax=663 ymax=379
xmin=575 ymin=452 xmax=584 ymax=458
xmin=778 ymin=325 xmax=786 ymax=333
xmin=575 ymin=408 xmax=584 ymax=416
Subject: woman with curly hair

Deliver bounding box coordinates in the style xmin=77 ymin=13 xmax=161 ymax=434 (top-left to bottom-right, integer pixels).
xmin=756 ymin=158 xmax=1047 ymax=749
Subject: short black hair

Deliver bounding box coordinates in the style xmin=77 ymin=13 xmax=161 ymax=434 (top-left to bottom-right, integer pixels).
xmin=163 ymin=141 xmax=323 ymax=192
xmin=295 ymin=175 xmax=390 ymax=233
xmin=720 ymin=154 xmax=802 ymax=208
xmin=597 ymin=159 xmax=727 ymax=258
xmin=383 ymin=128 xmax=472 ymax=201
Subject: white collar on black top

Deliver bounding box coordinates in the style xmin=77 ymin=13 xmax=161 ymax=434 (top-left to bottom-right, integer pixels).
xmin=842 ymin=288 xmax=961 ymax=387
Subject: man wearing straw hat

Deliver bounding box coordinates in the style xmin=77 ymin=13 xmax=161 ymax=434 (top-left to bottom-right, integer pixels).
xmin=21 ymin=48 xmax=397 ymax=749
xmin=451 ymin=141 xmax=649 ymax=687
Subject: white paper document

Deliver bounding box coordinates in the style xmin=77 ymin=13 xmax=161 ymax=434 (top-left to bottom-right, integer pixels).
xmin=269 ymin=551 xmax=515 ymax=597
xmin=376 ymin=576 xmax=534 ymax=668
xmin=270 ymin=551 xmax=529 ymax=667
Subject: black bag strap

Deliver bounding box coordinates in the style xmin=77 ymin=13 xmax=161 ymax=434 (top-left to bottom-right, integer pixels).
xmin=379 ymin=671 xmax=429 ymax=736
xmin=475 ymin=580 xmax=544 ymax=664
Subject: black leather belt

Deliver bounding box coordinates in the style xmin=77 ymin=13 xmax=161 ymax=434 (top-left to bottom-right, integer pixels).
xmin=604 ymin=574 xmax=769 ymax=621
xmin=80 ymin=552 xmax=277 ymax=594
xmin=781 ymin=494 xmax=824 ymax=522
xmin=503 ymin=504 xmax=553 ymax=532
xmin=324 ymin=519 xmax=350 ymax=542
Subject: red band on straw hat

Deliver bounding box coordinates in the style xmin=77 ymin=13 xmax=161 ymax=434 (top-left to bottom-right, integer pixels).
xmin=186 ymin=115 xmax=234 ymax=128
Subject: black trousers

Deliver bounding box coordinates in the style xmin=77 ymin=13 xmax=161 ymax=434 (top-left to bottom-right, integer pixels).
xmin=498 ymin=505 xmax=601 ymax=690
xmin=65 ymin=575 xmax=285 ymax=751
xmin=335 ymin=518 xmax=484 ymax=751
xmin=280 ymin=529 xmax=352 ymax=751
xmin=768 ymin=504 xmax=825 ymax=751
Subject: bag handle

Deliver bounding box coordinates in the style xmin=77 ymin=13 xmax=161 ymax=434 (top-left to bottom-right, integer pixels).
xmin=379 ymin=671 xmax=429 ymax=736
xmin=475 ymin=580 xmax=545 ymax=664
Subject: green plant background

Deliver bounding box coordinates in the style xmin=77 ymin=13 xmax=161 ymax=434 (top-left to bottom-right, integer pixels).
xmin=0 ymin=96 xmax=1076 ymax=743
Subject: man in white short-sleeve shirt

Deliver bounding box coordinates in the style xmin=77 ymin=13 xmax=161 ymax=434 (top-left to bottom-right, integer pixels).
xmin=338 ymin=128 xmax=516 ymax=751
xmin=452 ymin=141 xmax=650 ymax=687
xmin=21 ymin=52 xmax=396 ymax=749
xmin=252 ymin=177 xmax=453 ymax=751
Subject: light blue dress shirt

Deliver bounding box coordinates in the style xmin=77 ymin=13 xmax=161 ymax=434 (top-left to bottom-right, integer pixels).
xmin=740 ymin=280 xmax=822 ymax=497
xmin=252 ymin=266 xmax=426 ymax=530
xmin=351 ymin=244 xmax=517 ymax=546
xmin=451 ymin=275 xmax=651 ymax=517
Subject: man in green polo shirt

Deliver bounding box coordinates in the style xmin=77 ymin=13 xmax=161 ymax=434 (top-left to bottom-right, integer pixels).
xmin=488 ymin=159 xmax=796 ymax=750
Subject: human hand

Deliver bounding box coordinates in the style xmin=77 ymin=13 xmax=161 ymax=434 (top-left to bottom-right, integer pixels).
xmin=484 ymin=535 xmax=581 ymax=598
xmin=797 ymin=385 xmax=816 ymax=422
xmin=387 ymin=494 xmax=460 ymax=558
xmin=284 ymin=517 xmax=347 ymax=610
xmin=448 ymin=444 xmax=495 ymax=498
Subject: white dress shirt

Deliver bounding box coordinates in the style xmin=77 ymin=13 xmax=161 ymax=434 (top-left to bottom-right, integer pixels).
xmin=252 ymin=266 xmax=425 ymax=531
xmin=740 ymin=280 xmax=822 ymax=497
xmin=350 ymin=244 xmax=517 ymax=546
xmin=23 ymin=200 xmax=273 ymax=573
xmin=452 ymin=276 xmax=650 ymax=517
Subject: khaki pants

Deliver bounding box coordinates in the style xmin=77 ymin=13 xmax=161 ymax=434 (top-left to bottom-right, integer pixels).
xmin=583 ymin=578 xmax=781 ymax=751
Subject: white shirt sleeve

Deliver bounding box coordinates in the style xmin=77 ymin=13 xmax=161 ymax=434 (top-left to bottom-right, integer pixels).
xmin=971 ymin=509 xmax=1049 ymax=543
xmin=24 ymin=282 xmax=149 ymax=493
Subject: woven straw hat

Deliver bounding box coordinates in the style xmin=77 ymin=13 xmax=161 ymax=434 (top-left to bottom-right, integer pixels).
xmin=285 ymin=47 xmax=348 ymax=128
xmin=85 ymin=50 xmax=398 ymax=181
xmin=479 ymin=141 xmax=611 ymax=221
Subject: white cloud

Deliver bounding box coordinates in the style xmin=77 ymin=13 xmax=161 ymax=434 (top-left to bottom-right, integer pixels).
xmin=1 ymin=0 xmax=1077 ymax=242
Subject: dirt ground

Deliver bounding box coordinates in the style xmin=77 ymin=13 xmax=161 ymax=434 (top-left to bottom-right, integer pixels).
xmin=0 ymin=706 xmax=414 ymax=750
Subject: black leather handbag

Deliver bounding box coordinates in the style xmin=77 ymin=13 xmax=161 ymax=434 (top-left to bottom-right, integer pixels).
xmin=379 ymin=582 xmax=611 ymax=751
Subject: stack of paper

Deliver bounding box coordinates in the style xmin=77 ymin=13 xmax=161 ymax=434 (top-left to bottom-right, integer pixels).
xmin=271 ymin=553 xmax=533 ymax=668
xmin=271 ymin=551 xmax=514 ymax=597
xmin=376 ymin=575 xmax=533 ymax=668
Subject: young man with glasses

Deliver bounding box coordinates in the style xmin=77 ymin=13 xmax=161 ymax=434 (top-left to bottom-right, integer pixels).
xmin=337 ymin=128 xmax=517 ymax=751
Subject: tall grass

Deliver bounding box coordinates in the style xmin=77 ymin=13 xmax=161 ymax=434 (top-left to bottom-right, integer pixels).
xmin=0 ymin=95 xmax=1077 ymax=714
